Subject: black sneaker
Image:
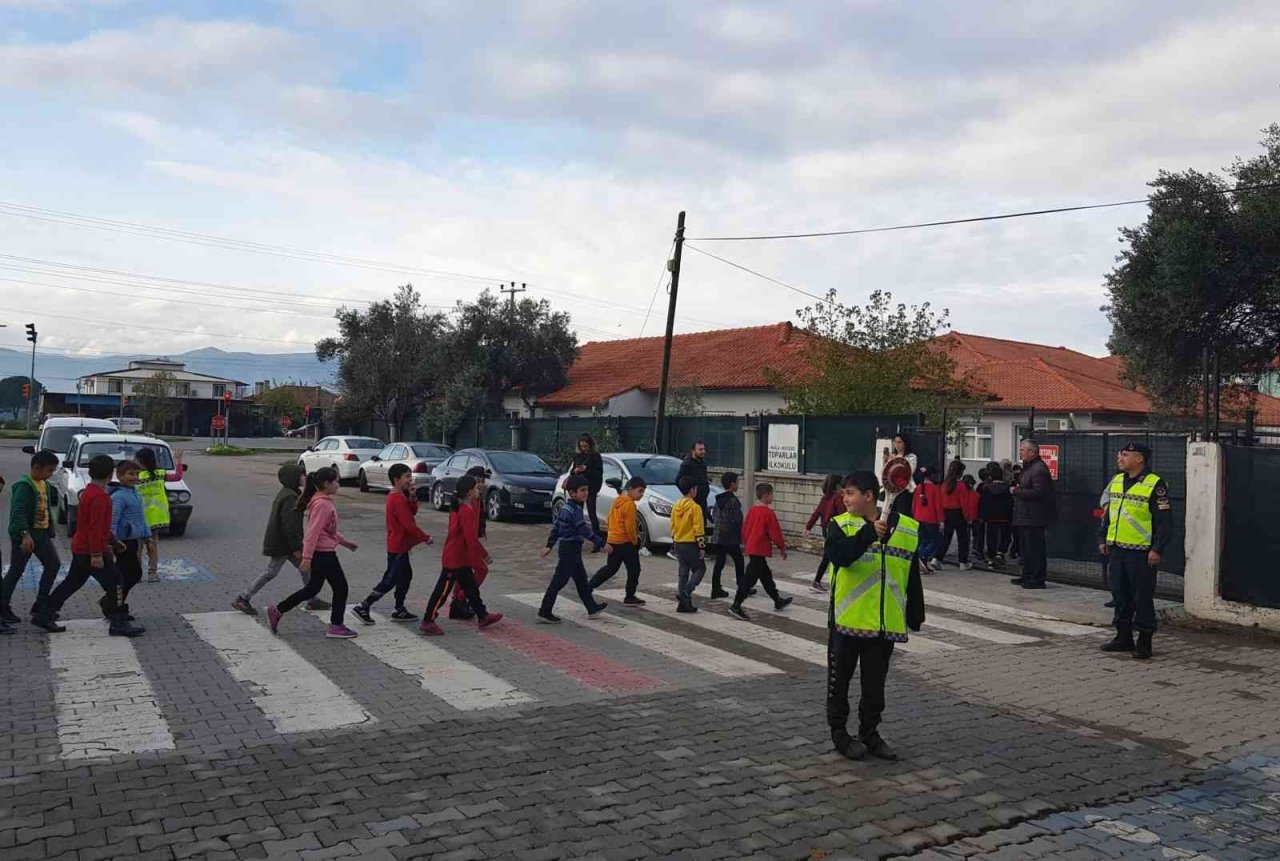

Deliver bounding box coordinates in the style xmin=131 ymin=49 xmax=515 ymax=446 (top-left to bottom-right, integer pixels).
xmin=351 ymin=604 xmax=375 ymax=626
xmin=774 ymin=596 xmax=794 ymax=611
xmin=0 ymin=607 xmax=20 ymax=624
xmin=32 ymin=616 xmax=66 ymax=633
xmin=109 ymin=619 xmax=144 ymax=638
xmin=860 ymin=733 xmax=899 ymax=761
xmin=588 ymin=602 xmax=609 ymax=618
xmin=623 ymin=595 xmax=646 ymax=607
xmin=676 ymin=600 xmax=698 ymax=614
xmin=449 ymin=601 xmax=476 ymax=620
xmin=710 ymin=588 xmax=730 ymax=600
xmin=536 ymin=612 xmax=561 ymax=624
xmin=728 ymin=604 xmax=750 ymax=621
xmin=389 ymin=608 xmax=417 ymax=622
xmin=833 ymin=734 xmax=867 ymax=761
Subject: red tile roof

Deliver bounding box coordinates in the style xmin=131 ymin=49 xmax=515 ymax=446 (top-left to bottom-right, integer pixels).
xmin=535 ymin=323 xmax=816 ymax=408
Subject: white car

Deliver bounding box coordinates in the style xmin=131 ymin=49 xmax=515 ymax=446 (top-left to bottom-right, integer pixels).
xmin=297 ymin=435 xmax=385 ymax=482
xmin=58 ymin=434 xmax=194 ymax=536
xmin=26 ymin=416 xmax=119 ymax=501
xmin=358 ymin=442 xmax=454 ymax=497
xmin=551 ymin=453 xmax=721 ymax=549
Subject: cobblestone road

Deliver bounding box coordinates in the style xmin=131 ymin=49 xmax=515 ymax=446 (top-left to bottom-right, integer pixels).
xmin=3 ymin=444 xmax=1279 ymax=859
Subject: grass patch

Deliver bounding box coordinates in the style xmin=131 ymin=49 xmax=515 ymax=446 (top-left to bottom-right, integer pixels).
xmin=0 ymin=430 xmax=38 ymax=439
xmin=205 ymin=444 xmax=256 ymax=456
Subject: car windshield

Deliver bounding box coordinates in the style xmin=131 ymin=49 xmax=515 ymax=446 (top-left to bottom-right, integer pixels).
xmin=41 ymin=426 xmax=114 ymax=453
xmin=411 ymin=444 xmax=452 ymax=458
xmin=621 ymin=456 xmax=682 ymax=485
xmin=345 ymin=438 xmax=383 ymax=450
xmin=77 ymin=441 xmax=175 ymax=469
xmin=487 ymin=451 xmax=556 ymax=475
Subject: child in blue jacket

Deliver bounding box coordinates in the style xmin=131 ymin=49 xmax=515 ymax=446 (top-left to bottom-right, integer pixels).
xmin=109 ymin=460 xmax=152 ymax=628
xmin=537 ymin=475 xmax=612 ymax=623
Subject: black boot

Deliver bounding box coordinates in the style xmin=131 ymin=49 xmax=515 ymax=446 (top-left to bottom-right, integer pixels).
xmin=1133 ymin=631 xmax=1153 ymax=660
xmin=109 ymin=613 xmax=144 ymax=637
xmin=710 ymin=584 xmax=730 ymax=600
xmin=0 ymin=605 xmax=19 ymax=624
xmin=676 ymin=598 xmax=698 ymax=614
xmin=1100 ymin=625 xmax=1134 ymax=653
xmin=832 ymin=731 xmax=867 ymax=760
xmin=859 ymin=731 xmax=899 ymax=761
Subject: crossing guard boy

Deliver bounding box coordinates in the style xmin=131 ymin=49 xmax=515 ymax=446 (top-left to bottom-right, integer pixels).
xmin=824 ymin=470 xmax=924 ymax=762
xmin=1098 ymin=441 xmax=1171 ymax=660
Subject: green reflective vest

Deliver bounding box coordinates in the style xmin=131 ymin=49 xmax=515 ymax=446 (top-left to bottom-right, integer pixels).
xmin=830 ymin=511 xmax=919 ymax=641
xmin=138 ymin=469 xmax=171 ymax=528
xmin=1104 ymin=472 xmax=1160 ymax=550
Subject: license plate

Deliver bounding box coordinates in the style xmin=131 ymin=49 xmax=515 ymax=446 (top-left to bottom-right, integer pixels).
xmin=543 ymin=501 xmax=552 ymax=508
xmin=514 ymin=503 xmax=526 ymax=509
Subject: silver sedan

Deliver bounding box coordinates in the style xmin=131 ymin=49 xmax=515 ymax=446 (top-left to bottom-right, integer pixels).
xmin=358 ymin=442 xmax=454 ymax=497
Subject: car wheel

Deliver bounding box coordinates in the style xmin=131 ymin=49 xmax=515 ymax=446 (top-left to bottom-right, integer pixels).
xmin=636 ymin=513 xmax=651 ymax=550
xmin=486 ymin=488 xmax=506 ymax=522
xmin=358 ymin=470 xmax=369 ymax=493
xmin=432 ymin=483 xmax=447 ymax=511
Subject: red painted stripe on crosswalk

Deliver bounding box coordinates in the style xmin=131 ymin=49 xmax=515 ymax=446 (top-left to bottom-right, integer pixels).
xmin=480 ymin=620 xmax=666 ymax=694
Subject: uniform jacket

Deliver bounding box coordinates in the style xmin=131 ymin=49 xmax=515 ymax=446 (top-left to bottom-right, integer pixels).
xmin=386 ymin=490 xmax=430 ymax=554
xmin=823 ymin=513 xmax=925 ymax=633
xmin=1097 ymin=469 xmax=1173 ymax=554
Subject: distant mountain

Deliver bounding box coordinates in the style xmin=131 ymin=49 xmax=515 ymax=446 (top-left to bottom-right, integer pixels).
xmin=0 ymin=346 xmax=335 ymax=393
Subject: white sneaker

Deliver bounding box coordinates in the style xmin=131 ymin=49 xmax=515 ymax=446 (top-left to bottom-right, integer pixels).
xmin=959 ymin=563 xmax=973 ymax=571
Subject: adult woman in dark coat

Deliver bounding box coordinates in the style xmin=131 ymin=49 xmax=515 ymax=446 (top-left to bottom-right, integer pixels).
xmin=571 ymin=434 xmax=604 ymax=535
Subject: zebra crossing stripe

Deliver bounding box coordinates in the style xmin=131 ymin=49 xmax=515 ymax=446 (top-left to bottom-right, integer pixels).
xmin=923 ymin=591 xmax=1101 ymax=636
xmin=504 ymin=593 xmax=783 ymax=678
xmin=184 ymin=612 xmax=375 ymax=734
xmin=315 ymin=609 xmax=535 ymax=710
xmin=49 ymin=620 xmax=175 ymax=760
xmin=598 ymin=590 xmax=828 ymax=666
xmin=657 ymin=583 xmax=961 ymax=655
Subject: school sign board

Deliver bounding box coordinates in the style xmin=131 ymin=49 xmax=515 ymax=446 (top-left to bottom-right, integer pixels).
xmin=1040 ymin=444 xmax=1060 ymax=480
xmin=767 ymin=423 xmax=800 ymax=472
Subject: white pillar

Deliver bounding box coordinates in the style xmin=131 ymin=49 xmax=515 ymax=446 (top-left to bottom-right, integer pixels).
xmin=742 ymin=424 xmax=759 ymax=513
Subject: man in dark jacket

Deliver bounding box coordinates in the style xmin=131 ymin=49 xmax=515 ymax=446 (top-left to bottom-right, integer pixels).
xmin=710 ymin=472 xmax=744 ymax=600
xmin=232 ymin=463 xmax=328 ymax=614
xmin=1010 ymin=440 xmax=1056 ymax=589
xmin=676 ymin=441 xmax=710 ymax=517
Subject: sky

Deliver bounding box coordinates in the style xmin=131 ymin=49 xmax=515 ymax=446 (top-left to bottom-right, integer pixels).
xmin=1 ymin=1 xmax=1276 ymax=377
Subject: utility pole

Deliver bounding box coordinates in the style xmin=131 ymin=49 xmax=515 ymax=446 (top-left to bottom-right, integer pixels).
xmin=500 ymin=281 xmax=527 ymax=311
xmin=24 ymin=323 xmax=37 ymax=431
xmin=653 ymin=211 xmax=686 ymax=454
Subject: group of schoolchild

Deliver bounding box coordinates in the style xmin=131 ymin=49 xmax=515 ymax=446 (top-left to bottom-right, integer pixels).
xmin=0 ymin=447 xmax=181 ymax=637
xmin=803 ymin=436 xmax=1024 ymax=591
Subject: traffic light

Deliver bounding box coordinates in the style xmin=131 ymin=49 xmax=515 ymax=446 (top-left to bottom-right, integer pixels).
xmin=223 ymin=391 xmax=232 ymax=405
xmin=303 ymin=404 xmax=311 ymax=418
xmin=25 ymin=323 xmax=36 ymax=344
xmin=122 ymin=396 xmax=129 ymax=408
xmin=21 ymin=383 xmax=30 ymax=398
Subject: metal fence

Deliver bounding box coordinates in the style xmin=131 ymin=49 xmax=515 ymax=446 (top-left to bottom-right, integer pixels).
xmin=1221 ymin=442 xmax=1280 ymax=608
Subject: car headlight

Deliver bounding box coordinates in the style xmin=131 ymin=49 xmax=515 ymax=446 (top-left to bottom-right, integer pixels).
xmin=167 ymin=491 xmax=191 ymax=504
xmin=648 ymin=497 xmax=673 ymax=517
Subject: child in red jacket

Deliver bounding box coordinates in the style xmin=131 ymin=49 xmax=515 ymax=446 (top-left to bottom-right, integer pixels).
xmin=34 ymin=455 xmax=142 ymax=637
xmin=934 ymin=461 xmax=973 ymax=570
xmin=729 ymin=483 xmax=794 ymax=621
xmin=352 ymin=464 xmax=433 ymax=625
xmin=912 ymin=467 xmax=942 ymax=573
xmin=805 ymin=474 xmax=842 ymax=593
xmin=420 ymin=476 xmax=501 ymax=635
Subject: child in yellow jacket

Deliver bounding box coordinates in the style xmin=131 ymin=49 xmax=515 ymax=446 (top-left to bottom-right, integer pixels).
xmin=671 ymin=477 xmax=706 ymax=613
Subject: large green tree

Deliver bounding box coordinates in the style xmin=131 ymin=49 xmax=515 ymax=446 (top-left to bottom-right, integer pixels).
xmin=316 ymin=284 xmax=449 ymax=441
xmin=132 ymin=371 xmax=182 ymax=433
xmin=770 ymin=289 xmax=970 ymax=420
xmin=0 ymin=375 xmax=41 ymax=418
xmin=446 ymin=290 xmax=578 ymax=413
xmin=1106 ymin=124 xmax=1280 ymax=416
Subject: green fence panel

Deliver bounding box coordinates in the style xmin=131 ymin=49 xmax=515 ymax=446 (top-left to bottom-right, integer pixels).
xmin=666 ymin=416 xmax=745 ymax=468
xmin=804 ymin=415 xmax=918 ymax=475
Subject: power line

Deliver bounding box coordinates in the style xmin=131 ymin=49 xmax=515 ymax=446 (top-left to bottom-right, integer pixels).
xmin=0 ymin=305 xmax=315 ymax=346
xmin=639 ymin=239 xmax=675 ymax=337
xmin=686 ymin=180 xmax=1280 ymax=242
xmin=683 ymin=243 xmax=828 ymax=303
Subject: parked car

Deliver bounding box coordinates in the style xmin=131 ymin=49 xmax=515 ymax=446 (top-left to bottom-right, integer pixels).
xmin=109 ymin=416 xmax=144 ymax=433
xmin=429 ymin=448 xmax=560 ymax=521
xmin=358 ymin=442 xmax=454 ymax=497
xmin=551 ymin=453 xmax=721 ymax=550
xmin=26 ymin=416 xmax=120 ymax=502
xmin=57 ymin=434 xmax=193 ymax=536
xmin=297 ymin=436 xmax=385 ymax=482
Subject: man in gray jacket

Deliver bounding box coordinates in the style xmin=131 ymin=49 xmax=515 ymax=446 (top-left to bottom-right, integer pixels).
xmin=1010 ymin=439 xmax=1056 ymax=590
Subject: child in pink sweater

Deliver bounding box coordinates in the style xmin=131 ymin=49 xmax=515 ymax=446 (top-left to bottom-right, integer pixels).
xmin=268 ymin=467 xmax=360 ymax=639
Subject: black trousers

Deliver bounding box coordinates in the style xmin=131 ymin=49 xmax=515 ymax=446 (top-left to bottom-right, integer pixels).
xmin=117 ymin=540 xmax=143 ymax=603
xmin=362 ymin=552 xmax=413 ymax=609
xmin=45 ymin=554 xmax=122 ymax=619
xmin=1109 ymin=548 xmax=1158 ymax=633
xmin=541 ymin=544 xmax=601 ymax=615
xmin=935 ymin=509 xmax=970 ymax=563
xmin=814 ymin=553 xmax=831 ymax=584
xmin=711 ymin=545 xmax=743 ymax=592
xmin=734 ymin=555 xmax=781 ymax=606
xmin=984 ymin=523 xmax=1010 ymax=559
xmin=425 ymin=567 xmax=487 ymax=621
xmin=1019 ymin=527 xmax=1047 ymax=585
xmin=970 ymin=520 xmax=985 ymax=560
xmin=585 ymin=490 xmax=601 ymax=535
xmin=589 ymin=543 xmax=642 ymax=598
xmin=278 ymin=551 xmax=348 ymax=626
xmin=826 ymin=631 xmax=895 ymax=739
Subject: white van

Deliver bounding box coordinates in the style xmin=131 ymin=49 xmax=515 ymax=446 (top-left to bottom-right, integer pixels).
xmin=25 ymin=416 xmax=120 ymax=502
xmin=110 ymin=416 xmax=144 ymax=434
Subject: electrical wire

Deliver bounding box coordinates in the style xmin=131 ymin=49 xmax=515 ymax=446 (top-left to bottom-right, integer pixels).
xmin=685 ymin=180 xmax=1280 ymax=242
xmin=683 ymin=243 xmax=828 ymax=303
xmin=639 ymin=239 xmax=676 ymax=338
xmin=0 ymin=306 xmax=315 ymax=346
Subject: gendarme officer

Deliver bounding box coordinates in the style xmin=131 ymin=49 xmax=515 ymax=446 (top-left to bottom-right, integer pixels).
xmin=824 ymin=470 xmax=924 ymax=761
xmin=1098 ymin=441 xmax=1172 ymax=660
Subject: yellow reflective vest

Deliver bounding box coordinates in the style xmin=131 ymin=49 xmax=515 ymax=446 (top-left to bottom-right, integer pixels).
xmin=138 ymin=469 xmax=171 ymax=529
xmin=1104 ymin=472 xmax=1160 ymax=551
xmin=830 ymin=511 xmax=919 ymax=641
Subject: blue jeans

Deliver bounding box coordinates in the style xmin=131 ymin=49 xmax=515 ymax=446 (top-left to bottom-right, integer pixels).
xmin=361 ymin=552 xmax=413 ymax=609
xmin=540 ymin=543 xmax=602 ymax=615
xmin=1 ymin=533 xmax=62 ymax=616
xmin=917 ymin=523 xmax=941 ymax=562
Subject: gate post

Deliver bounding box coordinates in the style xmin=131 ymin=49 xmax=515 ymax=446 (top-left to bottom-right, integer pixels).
xmin=742 ymin=422 xmax=759 ymax=514
xmin=1184 ymin=441 xmax=1227 ymax=621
